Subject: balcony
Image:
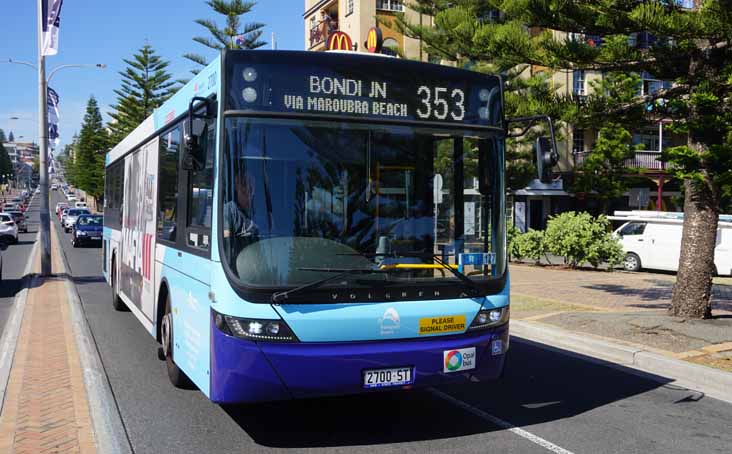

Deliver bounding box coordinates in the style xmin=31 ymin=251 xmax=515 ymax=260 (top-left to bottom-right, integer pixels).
xmin=574 ymin=150 xmax=667 ymax=171
xmin=309 ymin=18 xmax=338 ymax=49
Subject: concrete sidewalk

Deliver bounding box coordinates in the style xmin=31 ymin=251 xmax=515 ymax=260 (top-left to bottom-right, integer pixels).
xmin=0 ymin=221 xmax=97 ymax=453
xmin=510 ymin=263 xmax=732 ymax=400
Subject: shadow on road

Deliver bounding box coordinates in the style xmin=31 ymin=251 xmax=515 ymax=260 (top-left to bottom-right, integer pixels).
xmin=224 ymin=341 xmax=672 ymax=448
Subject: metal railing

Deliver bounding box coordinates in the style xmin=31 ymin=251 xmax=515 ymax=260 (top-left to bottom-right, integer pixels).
xmin=574 ymin=150 xmax=667 ymax=171
xmin=309 ymin=19 xmax=338 ymax=48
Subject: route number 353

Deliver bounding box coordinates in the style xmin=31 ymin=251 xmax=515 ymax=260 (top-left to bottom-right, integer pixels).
xmin=416 ymin=86 xmax=466 ymax=121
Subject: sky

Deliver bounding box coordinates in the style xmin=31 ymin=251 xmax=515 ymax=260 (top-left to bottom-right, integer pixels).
xmin=0 ymin=0 xmax=303 ymax=151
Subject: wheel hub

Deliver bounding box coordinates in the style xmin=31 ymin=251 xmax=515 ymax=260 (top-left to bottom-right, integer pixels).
xmin=161 ymin=314 xmax=172 ymax=358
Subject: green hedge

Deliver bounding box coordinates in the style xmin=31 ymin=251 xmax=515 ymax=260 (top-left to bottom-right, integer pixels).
xmin=509 ymin=212 xmax=624 ymax=269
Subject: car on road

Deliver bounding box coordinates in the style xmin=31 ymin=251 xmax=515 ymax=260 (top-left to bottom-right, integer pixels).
xmin=74 ymin=201 xmax=87 ymax=209
xmin=55 ymin=202 xmax=68 ymax=216
xmin=71 ymin=214 xmax=103 ymax=247
xmin=63 ymin=208 xmax=90 ymax=233
xmin=60 ymin=208 xmax=70 ymax=224
xmin=0 ymin=213 xmax=18 ymax=244
xmin=0 ymin=249 xmax=3 ymax=281
xmin=4 ymin=211 xmax=28 ymax=233
xmin=3 ymin=203 xmax=21 ymax=212
xmin=51 ymin=184 xmax=58 ymax=190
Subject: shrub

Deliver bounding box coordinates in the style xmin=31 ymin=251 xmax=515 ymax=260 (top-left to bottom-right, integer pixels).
xmin=513 ymin=229 xmax=547 ymax=265
xmin=507 ymin=223 xmax=521 ymax=260
xmin=544 ymin=212 xmax=622 ymax=268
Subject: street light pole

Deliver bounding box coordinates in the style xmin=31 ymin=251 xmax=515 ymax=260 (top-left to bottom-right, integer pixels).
xmin=37 ymin=0 xmax=51 ymax=276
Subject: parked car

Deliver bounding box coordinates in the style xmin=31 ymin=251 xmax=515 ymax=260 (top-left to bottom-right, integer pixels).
xmin=71 ymin=214 xmax=103 ymax=247
xmin=3 ymin=203 xmax=20 ymax=212
xmin=4 ymin=211 xmax=27 ymax=233
xmin=63 ymin=208 xmax=90 ymax=232
xmin=0 ymin=213 xmax=18 ymax=244
xmin=611 ymin=211 xmax=732 ymax=276
xmin=74 ymin=201 xmax=87 ymax=209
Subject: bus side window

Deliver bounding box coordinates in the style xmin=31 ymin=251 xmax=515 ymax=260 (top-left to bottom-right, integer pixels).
xmin=186 ymin=117 xmax=215 ymax=250
xmin=157 ymin=126 xmax=181 ymax=242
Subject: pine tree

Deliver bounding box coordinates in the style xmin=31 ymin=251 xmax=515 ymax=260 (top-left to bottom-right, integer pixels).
xmin=76 ymin=97 xmax=109 ymax=199
xmin=409 ymin=0 xmax=732 ymax=319
xmin=396 ymin=2 xmax=574 ymax=190
xmin=184 ymin=0 xmax=266 ymax=74
xmin=573 ymin=123 xmax=641 ymax=213
xmin=109 ymin=44 xmax=177 ymax=146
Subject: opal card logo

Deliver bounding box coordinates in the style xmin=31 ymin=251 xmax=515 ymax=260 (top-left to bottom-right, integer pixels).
xmin=378 ymin=307 xmax=400 ymax=336
xmin=443 ymin=347 xmax=476 ymax=373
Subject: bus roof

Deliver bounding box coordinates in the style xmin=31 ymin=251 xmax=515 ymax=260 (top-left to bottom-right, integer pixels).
xmin=106 ymin=54 xmax=222 ymax=166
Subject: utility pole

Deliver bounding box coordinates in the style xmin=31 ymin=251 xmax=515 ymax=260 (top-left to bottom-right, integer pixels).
xmin=37 ymin=0 xmax=51 ymax=276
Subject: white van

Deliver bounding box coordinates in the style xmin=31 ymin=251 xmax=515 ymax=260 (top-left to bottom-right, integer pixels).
xmin=74 ymin=201 xmax=87 ymax=209
xmin=610 ymin=211 xmax=732 ymax=276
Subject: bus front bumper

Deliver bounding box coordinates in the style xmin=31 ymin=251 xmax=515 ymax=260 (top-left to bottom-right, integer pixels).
xmin=209 ymin=320 xmax=509 ymax=404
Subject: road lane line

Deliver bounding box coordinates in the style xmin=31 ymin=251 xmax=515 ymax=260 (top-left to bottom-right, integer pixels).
xmin=428 ymin=387 xmax=576 ymax=454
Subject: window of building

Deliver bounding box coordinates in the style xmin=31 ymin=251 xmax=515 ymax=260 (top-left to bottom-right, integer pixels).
xmin=573 ymin=129 xmax=585 ymax=153
xmin=157 ymin=125 xmax=181 ymax=242
xmin=639 ymin=71 xmax=671 ymax=96
xmin=573 ymin=70 xmax=585 ymax=96
xmin=346 ymin=0 xmax=354 ymax=16
xmin=376 ymin=0 xmax=404 ymax=12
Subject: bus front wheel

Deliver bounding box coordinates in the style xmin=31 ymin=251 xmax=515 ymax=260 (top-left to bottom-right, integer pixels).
xmin=162 ymin=295 xmax=192 ymax=388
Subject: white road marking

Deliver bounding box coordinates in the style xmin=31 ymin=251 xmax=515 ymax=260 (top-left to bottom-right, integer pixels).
xmin=429 ymin=388 xmax=576 ymax=454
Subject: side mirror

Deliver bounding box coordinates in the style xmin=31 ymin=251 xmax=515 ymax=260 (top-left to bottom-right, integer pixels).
xmin=535 ymin=136 xmax=559 ymax=183
xmin=182 ymin=96 xmax=214 ymax=171
xmin=505 ymin=115 xmax=559 ymax=184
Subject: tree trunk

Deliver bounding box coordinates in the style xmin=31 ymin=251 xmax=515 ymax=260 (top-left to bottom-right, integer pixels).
xmin=670 ymin=176 xmax=719 ymax=319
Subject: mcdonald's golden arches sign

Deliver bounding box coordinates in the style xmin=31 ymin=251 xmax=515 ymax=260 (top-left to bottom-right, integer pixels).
xmin=366 ymin=27 xmax=383 ymax=53
xmin=327 ymin=31 xmax=353 ymax=51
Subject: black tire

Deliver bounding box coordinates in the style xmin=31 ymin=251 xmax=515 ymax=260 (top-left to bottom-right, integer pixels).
xmin=623 ymin=252 xmax=641 ymax=272
xmin=110 ymin=258 xmax=129 ymax=311
xmin=162 ymin=294 xmax=193 ymax=388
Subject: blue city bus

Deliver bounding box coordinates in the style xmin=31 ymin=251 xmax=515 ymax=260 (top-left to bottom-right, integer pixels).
xmin=103 ymin=50 xmax=518 ymax=403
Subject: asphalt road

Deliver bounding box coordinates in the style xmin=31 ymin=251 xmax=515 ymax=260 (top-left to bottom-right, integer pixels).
xmin=51 ymin=191 xmax=732 ymax=454
xmin=0 ymin=191 xmax=39 ymax=336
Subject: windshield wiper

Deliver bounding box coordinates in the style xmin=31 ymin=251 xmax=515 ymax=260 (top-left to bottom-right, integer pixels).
xmin=346 ymin=251 xmax=483 ymax=297
xmin=270 ymin=267 xmax=403 ymax=303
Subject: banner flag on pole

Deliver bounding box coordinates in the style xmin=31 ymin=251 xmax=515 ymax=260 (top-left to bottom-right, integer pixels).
xmin=47 ymin=86 xmax=60 ymax=145
xmin=42 ymin=0 xmax=64 ymax=56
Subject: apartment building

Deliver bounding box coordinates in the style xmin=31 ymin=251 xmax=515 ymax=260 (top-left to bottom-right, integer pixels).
xmin=303 ymin=0 xmax=429 ymax=59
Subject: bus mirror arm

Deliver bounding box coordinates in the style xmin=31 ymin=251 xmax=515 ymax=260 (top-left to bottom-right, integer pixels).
xmin=183 ymin=96 xmax=213 ymax=171
xmin=505 ymin=115 xmax=559 ymax=184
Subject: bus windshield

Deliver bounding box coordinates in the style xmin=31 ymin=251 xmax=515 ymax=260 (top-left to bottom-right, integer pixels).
xmin=222 ymin=117 xmax=505 ymax=293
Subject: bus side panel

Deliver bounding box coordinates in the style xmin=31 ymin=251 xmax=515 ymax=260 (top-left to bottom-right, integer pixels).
xmin=119 ymin=138 xmax=159 ymax=324
xmin=159 ymin=249 xmax=212 ymax=397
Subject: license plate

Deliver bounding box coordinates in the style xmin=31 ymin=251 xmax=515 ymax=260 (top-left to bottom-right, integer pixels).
xmin=91 ymin=236 xmax=101 ymax=240
xmin=363 ymin=367 xmax=413 ymax=389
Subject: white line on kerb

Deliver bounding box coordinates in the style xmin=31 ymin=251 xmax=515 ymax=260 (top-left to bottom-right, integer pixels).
xmin=428 ymin=388 xmax=576 ymax=454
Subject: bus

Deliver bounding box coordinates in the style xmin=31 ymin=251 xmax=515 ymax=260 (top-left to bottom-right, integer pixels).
xmin=103 ymin=50 xmax=545 ymax=403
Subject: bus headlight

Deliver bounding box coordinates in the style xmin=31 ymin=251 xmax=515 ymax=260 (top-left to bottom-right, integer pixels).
xmin=468 ymin=307 xmax=509 ymax=330
xmin=214 ymin=312 xmax=298 ymax=342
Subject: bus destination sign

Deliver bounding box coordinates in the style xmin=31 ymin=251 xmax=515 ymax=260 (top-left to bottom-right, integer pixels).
xmin=225 ymin=51 xmax=503 ymax=127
